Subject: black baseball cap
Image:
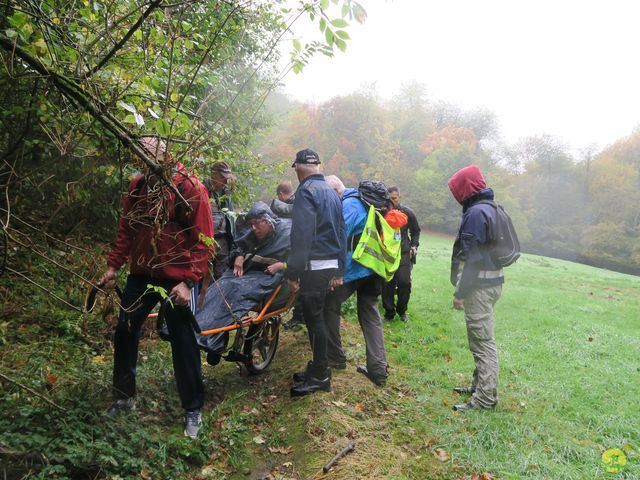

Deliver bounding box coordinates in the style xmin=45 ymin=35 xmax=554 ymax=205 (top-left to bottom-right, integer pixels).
xmin=291 ymin=148 xmax=321 ymax=167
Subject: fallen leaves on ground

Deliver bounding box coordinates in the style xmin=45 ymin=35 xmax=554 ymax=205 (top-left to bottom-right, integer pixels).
xmin=433 ymin=448 xmax=450 ymax=462
xmin=268 ymin=446 xmax=293 ymax=455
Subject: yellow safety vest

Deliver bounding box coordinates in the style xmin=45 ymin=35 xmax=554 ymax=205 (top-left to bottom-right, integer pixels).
xmin=352 ymin=205 xmax=402 ymax=281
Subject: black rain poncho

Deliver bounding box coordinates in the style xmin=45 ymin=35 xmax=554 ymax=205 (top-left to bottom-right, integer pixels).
xmin=195 ymin=202 xmax=291 ymax=354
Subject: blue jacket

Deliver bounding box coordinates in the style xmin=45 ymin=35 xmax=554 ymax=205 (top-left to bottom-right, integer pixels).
xmin=342 ymin=189 xmax=375 ymax=284
xmin=451 ymin=188 xmax=504 ymax=299
xmin=286 ymin=174 xmax=346 ymax=279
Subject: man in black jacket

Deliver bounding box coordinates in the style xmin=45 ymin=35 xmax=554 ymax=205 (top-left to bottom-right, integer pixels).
xmin=382 ymin=186 xmax=420 ymax=322
xmin=286 ymin=149 xmax=346 ymax=397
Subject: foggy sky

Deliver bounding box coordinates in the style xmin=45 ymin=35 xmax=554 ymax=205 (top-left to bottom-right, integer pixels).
xmin=280 ymin=0 xmax=640 ymax=153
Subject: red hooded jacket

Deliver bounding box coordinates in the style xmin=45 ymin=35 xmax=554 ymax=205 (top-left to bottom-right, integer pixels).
xmin=107 ymin=163 xmax=214 ymax=283
xmin=447 ymin=165 xmax=486 ymax=204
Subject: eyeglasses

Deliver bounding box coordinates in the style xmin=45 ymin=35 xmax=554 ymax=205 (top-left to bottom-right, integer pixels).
xmin=248 ymin=219 xmax=268 ymax=228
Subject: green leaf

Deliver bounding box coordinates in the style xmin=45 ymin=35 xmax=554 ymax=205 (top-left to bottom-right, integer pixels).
xmin=5 ymin=29 xmax=17 ymax=39
xmin=292 ymin=38 xmax=301 ymax=52
xmin=330 ymin=18 xmax=348 ymax=28
xmin=341 ymin=4 xmax=349 ymax=17
xmin=320 ymin=0 xmax=330 ymax=10
xmin=8 ymin=12 xmax=28 ymax=28
xmin=325 ymin=28 xmax=334 ymax=46
xmin=335 ymin=38 xmax=347 ymax=52
xmin=156 ymin=119 xmax=170 ymax=137
xmin=335 ymin=30 xmax=350 ymax=40
xmin=319 ymin=18 xmax=326 ymax=32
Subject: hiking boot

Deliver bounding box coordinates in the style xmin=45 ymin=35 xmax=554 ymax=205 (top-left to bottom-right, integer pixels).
xmin=290 ymin=375 xmax=331 ymax=397
xmin=356 ymin=365 xmax=387 ymax=387
xmin=399 ymin=312 xmax=409 ymax=322
xmin=453 ymin=387 xmax=475 ymax=395
xmin=106 ymin=398 xmax=136 ymax=417
xmin=453 ymin=401 xmax=495 ymax=412
xmin=384 ymin=311 xmax=395 ymax=321
xmin=184 ymin=410 xmax=202 ymax=439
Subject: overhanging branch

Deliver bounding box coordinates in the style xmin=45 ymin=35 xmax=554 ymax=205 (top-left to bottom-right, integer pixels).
xmin=0 ymin=32 xmax=191 ymax=209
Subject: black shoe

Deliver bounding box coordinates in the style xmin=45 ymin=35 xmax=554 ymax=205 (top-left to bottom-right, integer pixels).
xmin=283 ymin=318 xmax=304 ymax=330
xmin=399 ymin=313 xmax=409 ymax=322
xmin=206 ymin=352 xmax=221 ymax=366
xmin=293 ymin=361 xmax=343 ymax=383
xmin=384 ymin=311 xmax=395 ymax=321
xmin=453 ymin=387 xmax=475 ymax=395
xmin=356 ymin=365 xmax=387 ymax=387
xmin=290 ymin=375 xmax=331 ymax=397
xmin=330 ymin=360 xmax=347 ymax=370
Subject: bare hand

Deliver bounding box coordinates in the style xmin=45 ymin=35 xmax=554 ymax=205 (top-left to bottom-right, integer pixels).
xmin=233 ymin=256 xmax=244 ymax=277
xmin=453 ymin=297 xmax=465 ymax=310
xmin=170 ymin=282 xmax=192 ymax=306
xmin=329 ymin=276 xmax=343 ymax=290
xmin=287 ymin=279 xmax=300 ymax=294
xmin=266 ymin=262 xmax=284 ymax=275
xmin=98 ymin=267 xmax=118 ymax=289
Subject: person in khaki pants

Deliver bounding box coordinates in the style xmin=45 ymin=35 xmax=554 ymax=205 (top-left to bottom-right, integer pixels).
xmin=447 ymin=165 xmax=504 ymax=411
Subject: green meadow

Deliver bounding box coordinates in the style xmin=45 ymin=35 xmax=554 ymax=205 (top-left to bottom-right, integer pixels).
xmin=1 ymin=234 xmax=638 ymax=479
xmin=379 ymin=234 xmax=640 ymax=479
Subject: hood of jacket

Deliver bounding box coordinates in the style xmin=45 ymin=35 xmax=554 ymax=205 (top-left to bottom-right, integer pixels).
xmin=448 ymin=165 xmax=486 ymax=204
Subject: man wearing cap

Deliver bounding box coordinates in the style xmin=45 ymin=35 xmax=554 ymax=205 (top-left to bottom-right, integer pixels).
xmin=270 ymin=180 xmax=295 ymax=219
xmin=447 ymin=164 xmax=503 ymax=412
xmin=98 ymin=136 xmax=214 ymax=438
xmin=286 ymin=149 xmax=346 ymax=397
xmin=204 ymin=161 xmax=236 ymax=280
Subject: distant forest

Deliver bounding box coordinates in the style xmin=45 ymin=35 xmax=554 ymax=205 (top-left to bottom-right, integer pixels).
xmin=254 ymin=84 xmax=640 ymax=274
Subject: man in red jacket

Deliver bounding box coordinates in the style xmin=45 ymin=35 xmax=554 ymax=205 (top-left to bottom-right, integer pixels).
xmin=99 ymin=137 xmax=213 ymax=438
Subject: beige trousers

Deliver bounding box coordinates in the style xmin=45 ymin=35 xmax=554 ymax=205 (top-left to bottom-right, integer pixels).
xmin=464 ymin=285 xmax=502 ymax=408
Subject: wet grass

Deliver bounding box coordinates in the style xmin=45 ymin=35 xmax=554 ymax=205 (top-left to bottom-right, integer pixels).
xmin=1 ymin=237 xmax=639 ymax=478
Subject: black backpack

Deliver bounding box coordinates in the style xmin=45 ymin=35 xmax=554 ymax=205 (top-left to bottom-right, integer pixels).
xmin=477 ymin=200 xmax=520 ymax=267
xmin=358 ymin=180 xmax=392 ymax=213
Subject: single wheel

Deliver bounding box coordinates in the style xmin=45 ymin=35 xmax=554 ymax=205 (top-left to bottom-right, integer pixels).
xmin=242 ymin=316 xmax=280 ymax=374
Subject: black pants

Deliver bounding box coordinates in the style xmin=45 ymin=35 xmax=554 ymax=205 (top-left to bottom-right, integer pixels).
xmin=382 ymin=253 xmax=412 ymax=316
xmin=113 ymin=275 xmax=204 ymax=411
xmin=299 ymin=268 xmax=338 ymax=378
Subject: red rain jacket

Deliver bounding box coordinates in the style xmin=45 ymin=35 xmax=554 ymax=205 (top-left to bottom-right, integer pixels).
xmin=107 ymin=163 xmax=214 ymax=283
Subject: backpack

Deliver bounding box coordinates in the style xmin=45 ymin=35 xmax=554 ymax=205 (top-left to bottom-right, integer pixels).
xmin=477 ymin=200 xmax=520 ymax=267
xmin=358 ymin=180 xmax=392 ymax=213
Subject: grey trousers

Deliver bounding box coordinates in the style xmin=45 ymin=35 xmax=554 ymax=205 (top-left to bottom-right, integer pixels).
xmin=465 ymin=284 xmax=502 ymax=408
xmin=324 ymin=275 xmax=388 ymax=378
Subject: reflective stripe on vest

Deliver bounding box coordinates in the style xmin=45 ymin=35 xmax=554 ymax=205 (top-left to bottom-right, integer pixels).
xmin=352 ymin=206 xmax=402 ymax=281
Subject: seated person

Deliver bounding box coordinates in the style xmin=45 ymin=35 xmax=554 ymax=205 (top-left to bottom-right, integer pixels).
xmin=195 ymin=201 xmax=291 ymax=361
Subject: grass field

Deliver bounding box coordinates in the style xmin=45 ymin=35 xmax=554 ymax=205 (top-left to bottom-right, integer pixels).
xmin=382 ymin=234 xmax=640 ymax=479
xmin=1 ymin=234 xmax=639 ymax=479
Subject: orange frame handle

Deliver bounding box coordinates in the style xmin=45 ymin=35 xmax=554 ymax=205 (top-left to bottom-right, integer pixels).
xmin=196 ymin=283 xmax=298 ymax=336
